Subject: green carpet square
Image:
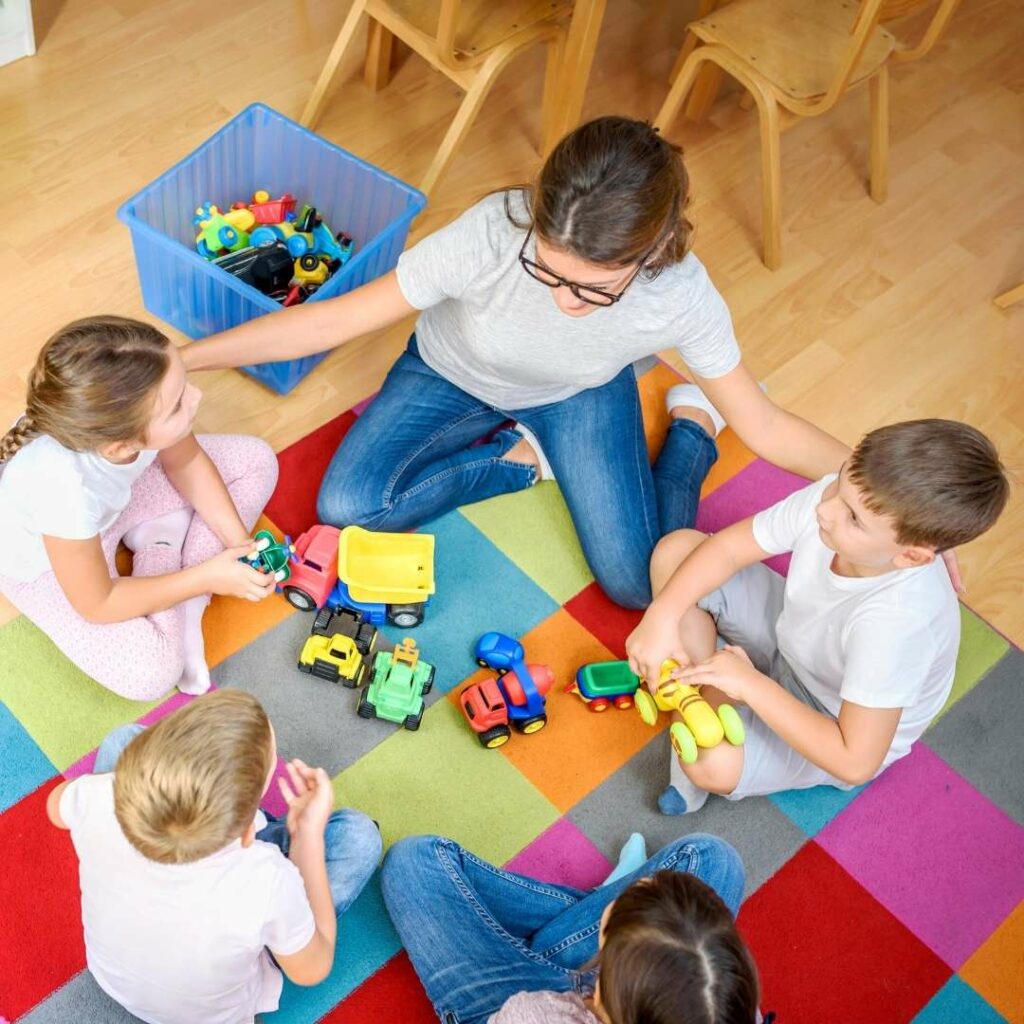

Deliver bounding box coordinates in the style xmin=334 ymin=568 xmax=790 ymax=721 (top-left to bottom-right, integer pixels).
xmin=0 ymin=617 xmax=160 ymax=771
xmin=934 ymin=606 xmax=1010 ymax=723
xmin=460 ymin=484 xmax=594 ymax=604
xmin=333 ymin=699 xmax=559 ymax=864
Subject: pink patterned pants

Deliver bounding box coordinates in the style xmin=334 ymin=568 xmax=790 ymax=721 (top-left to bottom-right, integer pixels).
xmin=0 ymin=435 xmax=279 ymax=701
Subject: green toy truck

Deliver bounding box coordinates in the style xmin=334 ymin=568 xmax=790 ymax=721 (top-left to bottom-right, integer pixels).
xmin=357 ymin=638 xmax=435 ymax=731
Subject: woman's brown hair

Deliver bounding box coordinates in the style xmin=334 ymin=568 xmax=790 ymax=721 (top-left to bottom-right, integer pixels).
xmin=507 ymin=115 xmax=694 ymax=274
xmin=596 ymin=871 xmax=759 ymax=1024
xmin=0 ymin=315 xmax=171 ymax=463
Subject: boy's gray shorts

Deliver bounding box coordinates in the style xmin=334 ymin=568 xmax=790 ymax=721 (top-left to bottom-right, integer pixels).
xmin=684 ymin=562 xmax=856 ymax=799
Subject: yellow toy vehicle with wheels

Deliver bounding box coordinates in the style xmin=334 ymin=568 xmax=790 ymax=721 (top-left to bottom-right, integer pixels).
xmin=297 ymin=632 xmax=367 ymax=688
xmin=634 ymin=659 xmax=745 ymax=764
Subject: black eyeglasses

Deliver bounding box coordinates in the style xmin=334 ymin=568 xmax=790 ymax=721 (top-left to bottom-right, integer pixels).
xmin=518 ymin=227 xmax=655 ymax=307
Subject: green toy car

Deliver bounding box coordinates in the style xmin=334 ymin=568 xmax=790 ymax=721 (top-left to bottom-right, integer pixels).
xmin=357 ymin=638 xmax=435 ymax=731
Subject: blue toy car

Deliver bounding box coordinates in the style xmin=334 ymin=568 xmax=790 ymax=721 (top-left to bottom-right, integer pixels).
xmin=475 ymin=631 xmax=525 ymax=671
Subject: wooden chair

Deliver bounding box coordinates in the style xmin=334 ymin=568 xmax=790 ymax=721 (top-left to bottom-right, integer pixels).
xmin=301 ymin=0 xmax=573 ymax=195
xmin=654 ymin=0 xmax=962 ymax=269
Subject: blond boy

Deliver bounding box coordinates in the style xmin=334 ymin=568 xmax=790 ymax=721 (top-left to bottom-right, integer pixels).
xmin=47 ymin=690 xmax=381 ymax=1023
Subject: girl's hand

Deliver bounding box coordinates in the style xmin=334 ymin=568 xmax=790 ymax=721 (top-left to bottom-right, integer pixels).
xmin=675 ymin=645 xmax=759 ymax=703
xmin=626 ymin=604 xmax=690 ymax=691
xmin=278 ymin=759 xmax=334 ymax=842
xmin=200 ymin=544 xmax=278 ymax=601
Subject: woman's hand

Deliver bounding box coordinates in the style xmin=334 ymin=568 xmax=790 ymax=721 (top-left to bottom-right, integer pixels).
xmin=199 ymin=544 xmax=278 ymax=601
xmin=626 ymin=603 xmax=689 ymax=690
xmin=278 ymin=758 xmax=334 ymax=842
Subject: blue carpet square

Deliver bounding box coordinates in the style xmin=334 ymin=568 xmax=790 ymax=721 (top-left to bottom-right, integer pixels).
xmin=373 ymin=511 xmax=559 ymax=695
xmin=769 ymin=781 xmax=869 ymax=837
xmin=913 ymin=976 xmax=1006 ymax=1024
xmin=0 ymin=699 xmax=57 ymax=813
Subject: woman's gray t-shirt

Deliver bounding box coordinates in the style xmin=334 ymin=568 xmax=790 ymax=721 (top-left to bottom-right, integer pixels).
xmin=395 ymin=191 xmax=741 ymax=411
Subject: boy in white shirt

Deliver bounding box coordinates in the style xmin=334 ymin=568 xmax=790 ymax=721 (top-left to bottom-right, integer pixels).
xmin=626 ymin=419 xmax=1009 ymax=814
xmin=46 ymin=690 xmax=381 ymax=1024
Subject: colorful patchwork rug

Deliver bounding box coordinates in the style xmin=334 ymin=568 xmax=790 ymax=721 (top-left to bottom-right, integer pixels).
xmin=1 ymin=359 xmax=1021 ymax=1024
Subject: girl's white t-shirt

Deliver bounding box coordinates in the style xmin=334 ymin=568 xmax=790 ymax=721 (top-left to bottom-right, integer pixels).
xmin=0 ymin=433 xmax=158 ymax=582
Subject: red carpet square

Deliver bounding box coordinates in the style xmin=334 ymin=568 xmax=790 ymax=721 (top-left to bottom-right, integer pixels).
xmin=263 ymin=410 xmax=358 ymax=538
xmin=0 ymin=781 xmax=86 ymax=1021
xmin=565 ymin=582 xmax=643 ymax=660
xmin=318 ymin=952 xmax=436 ymax=1024
xmin=737 ymin=842 xmax=950 ymax=1022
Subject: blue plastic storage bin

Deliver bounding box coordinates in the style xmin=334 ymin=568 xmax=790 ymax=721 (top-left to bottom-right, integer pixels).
xmin=118 ymin=103 xmax=426 ymax=394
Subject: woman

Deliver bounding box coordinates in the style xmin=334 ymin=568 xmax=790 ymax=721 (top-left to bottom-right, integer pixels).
xmin=183 ymin=116 xmax=847 ymax=607
xmin=380 ymin=832 xmax=760 ymax=1024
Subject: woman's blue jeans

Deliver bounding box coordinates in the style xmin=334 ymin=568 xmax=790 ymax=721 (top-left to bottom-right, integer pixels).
xmin=316 ymin=337 xmax=717 ymax=608
xmin=94 ymin=725 xmax=381 ymax=917
xmin=380 ymin=833 xmax=745 ymax=1024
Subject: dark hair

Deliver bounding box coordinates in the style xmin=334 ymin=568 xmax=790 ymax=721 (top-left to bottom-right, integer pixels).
xmin=596 ymin=871 xmax=759 ymax=1024
xmin=0 ymin=316 xmax=171 ymax=463
xmin=847 ymin=419 xmax=1009 ymax=551
xmin=505 ymin=115 xmax=693 ymax=275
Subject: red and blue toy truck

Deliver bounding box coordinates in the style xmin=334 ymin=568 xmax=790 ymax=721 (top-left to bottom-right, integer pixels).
xmin=281 ymin=524 xmax=434 ymax=628
xmin=459 ymin=632 xmax=553 ymax=748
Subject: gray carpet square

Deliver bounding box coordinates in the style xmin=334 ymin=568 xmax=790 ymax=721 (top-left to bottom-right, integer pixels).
xmin=211 ymin=613 xmax=442 ymax=777
xmin=925 ymin=647 xmax=1023 ymax=824
xmin=21 ymin=970 xmax=143 ymax=1023
xmin=567 ymin=733 xmax=806 ymax=898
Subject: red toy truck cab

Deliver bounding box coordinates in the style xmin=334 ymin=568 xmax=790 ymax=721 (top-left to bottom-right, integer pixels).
xmin=459 ymin=678 xmax=512 ymax=749
xmin=282 ymin=524 xmax=341 ymax=611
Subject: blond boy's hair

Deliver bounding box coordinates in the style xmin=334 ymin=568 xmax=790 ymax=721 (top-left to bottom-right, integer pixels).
xmin=114 ymin=691 xmax=274 ymax=864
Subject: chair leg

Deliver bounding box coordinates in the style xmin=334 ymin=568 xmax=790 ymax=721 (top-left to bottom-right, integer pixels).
xmin=994 ymin=282 xmax=1024 ymax=309
xmin=684 ymin=64 xmax=724 ymax=123
xmin=755 ymin=93 xmax=783 ymax=270
xmin=301 ymin=0 xmax=369 ymax=128
xmin=541 ymin=33 xmax=566 ymax=155
xmin=869 ymin=65 xmax=889 ymax=204
xmin=420 ymin=60 xmax=501 ymax=195
xmin=654 ymin=48 xmax=717 ymax=131
xmin=669 ymin=29 xmax=699 ymax=83
xmin=738 ymin=89 xmax=755 ymax=111
xmin=364 ymin=19 xmax=395 ymax=92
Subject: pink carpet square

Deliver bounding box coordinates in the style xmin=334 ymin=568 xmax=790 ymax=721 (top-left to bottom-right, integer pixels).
xmin=351 ymin=392 xmax=378 ymax=417
xmin=504 ymin=818 xmax=613 ymax=889
xmin=817 ymin=744 xmax=1024 ymax=968
xmin=696 ymin=460 xmax=809 ymax=575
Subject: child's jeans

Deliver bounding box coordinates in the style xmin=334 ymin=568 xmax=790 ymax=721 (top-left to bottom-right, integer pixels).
xmin=0 ymin=435 xmax=279 ymax=702
xmin=380 ymin=832 xmax=745 ymax=1024
xmin=94 ymin=724 xmax=381 ymax=918
xmin=316 ymin=336 xmax=717 ymax=609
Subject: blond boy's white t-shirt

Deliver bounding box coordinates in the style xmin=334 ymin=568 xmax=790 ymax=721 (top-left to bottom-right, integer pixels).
xmin=60 ymin=773 xmax=315 ymax=1024
xmin=751 ymin=474 xmax=961 ymax=766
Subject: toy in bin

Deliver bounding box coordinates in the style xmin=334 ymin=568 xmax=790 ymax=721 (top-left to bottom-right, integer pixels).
xmin=244 ymin=530 xmax=291 ymax=583
xmin=283 ymin=524 xmax=434 ymax=628
xmin=567 ymin=660 xmax=639 ymax=711
xmin=357 ymin=638 xmax=435 ymax=731
xmin=459 ymin=632 xmax=553 ymax=748
xmin=634 ymin=660 xmax=745 ymax=764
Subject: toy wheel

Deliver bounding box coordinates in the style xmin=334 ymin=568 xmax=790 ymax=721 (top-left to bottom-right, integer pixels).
xmin=254 ymin=535 xmax=271 ymax=552
xmin=312 ymin=607 xmax=334 ymax=634
xmin=286 ymin=587 xmax=318 ymax=612
xmin=273 ymin=568 xmax=289 ymax=583
xmin=404 ymin=705 xmax=424 ymax=731
xmin=476 ymin=657 xmax=490 ymax=669
xmin=357 ymin=694 xmax=376 ymax=719
xmin=613 ymin=694 xmax=634 ymax=710
xmin=516 ymin=714 xmax=547 ymax=735
xmin=388 ymin=604 xmax=424 ymax=628
xmin=421 ymin=666 xmax=435 ymax=695
xmin=670 ymin=723 xmax=699 ymax=765
xmin=634 ymin=689 xmax=659 ymax=726
xmin=479 ymin=725 xmax=511 ymax=749
xmin=299 ymin=253 xmax=320 ymax=271
xmin=590 ymin=697 xmax=611 ymax=713
xmin=297 ymin=660 xmax=311 ymax=674
xmin=343 ymin=665 xmax=365 ymax=690
xmin=718 ymin=703 xmax=746 ymax=746
xmin=354 ymin=623 xmax=377 ymax=656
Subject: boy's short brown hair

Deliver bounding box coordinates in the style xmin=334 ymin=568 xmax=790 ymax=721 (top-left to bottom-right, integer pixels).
xmin=113 ymin=690 xmax=274 ymax=864
xmin=848 ymin=419 xmax=1009 ymax=551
